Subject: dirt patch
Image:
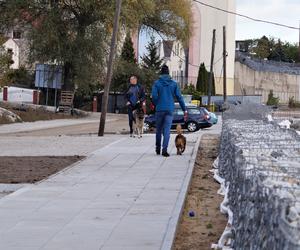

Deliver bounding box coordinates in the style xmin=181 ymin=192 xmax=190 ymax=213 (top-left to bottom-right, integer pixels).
xmin=173 ymin=134 xmax=227 ymax=250
xmin=0 ymin=156 xmax=84 ymax=183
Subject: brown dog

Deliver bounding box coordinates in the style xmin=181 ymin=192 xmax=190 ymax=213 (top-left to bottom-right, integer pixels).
xmin=175 ymin=124 xmax=186 ymax=155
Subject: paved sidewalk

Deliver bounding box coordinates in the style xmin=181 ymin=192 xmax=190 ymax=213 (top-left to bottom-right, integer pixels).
xmin=0 ymin=135 xmax=123 ymax=157
xmin=0 ymin=132 xmax=208 ymax=250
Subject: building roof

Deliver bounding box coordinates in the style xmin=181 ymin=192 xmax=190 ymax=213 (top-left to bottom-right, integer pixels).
xmin=4 ymin=38 xmax=28 ymax=51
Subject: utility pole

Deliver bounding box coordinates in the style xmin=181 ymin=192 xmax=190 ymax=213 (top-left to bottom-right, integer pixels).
xmin=208 ymin=29 xmax=216 ymax=109
xmin=223 ymin=26 xmax=227 ymax=102
xmin=298 ymin=21 xmax=300 ymax=62
xmin=98 ymin=0 xmax=122 ymax=136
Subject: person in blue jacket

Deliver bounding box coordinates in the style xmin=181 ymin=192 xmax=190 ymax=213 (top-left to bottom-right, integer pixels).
xmin=125 ymin=75 xmax=146 ymax=137
xmin=151 ymin=65 xmax=187 ymax=157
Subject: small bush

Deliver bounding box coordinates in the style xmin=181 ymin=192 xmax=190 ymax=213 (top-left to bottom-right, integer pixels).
xmin=266 ymin=90 xmax=279 ymax=106
xmin=182 ymin=84 xmax=202 ymax=100
xmin=0 ymin=67 xmax=34 ymax=88
xmin=288 ymin=96 xmax=300 ymax=108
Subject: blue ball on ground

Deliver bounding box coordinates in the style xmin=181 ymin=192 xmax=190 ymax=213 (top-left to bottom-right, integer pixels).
xmin=189 ymin=211 xmax=195 ymax=217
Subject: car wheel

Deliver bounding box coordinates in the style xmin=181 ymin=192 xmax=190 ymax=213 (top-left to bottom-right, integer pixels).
xmin=144 ymin=122 xmax=151 ymax=132
xmin=187 ymin=122 xmax=198 ymax=132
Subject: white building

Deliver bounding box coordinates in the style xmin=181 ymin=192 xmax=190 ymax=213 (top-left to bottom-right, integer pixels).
xmin=158 ymin=40 xmax=187 ymax=87
xmin=2 ymin=29 xmax=30 ymax=69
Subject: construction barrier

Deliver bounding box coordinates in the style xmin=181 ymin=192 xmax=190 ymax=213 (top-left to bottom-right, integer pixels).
xmin=213 ymin=103 xmax=300 ymax=249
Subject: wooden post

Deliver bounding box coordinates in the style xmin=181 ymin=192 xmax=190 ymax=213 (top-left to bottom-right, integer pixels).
xmin=208 ymin=29 xmax=216 ymax=110
xmin=33 ymin=90 xmax=38 ymax=104
xmin=3 ymin=86 xmax=8 ymax=101
xmin=98 ymin=0 xmax=122 ymax=136
xmin=223 ymin=26 xmax=227 ymax=102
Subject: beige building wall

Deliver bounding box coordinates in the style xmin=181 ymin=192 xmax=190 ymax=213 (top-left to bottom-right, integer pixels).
xmin=189 ymin=0 xmax=236 ymax=95
xmin=235 ymin=61 xmax=300 ymax=103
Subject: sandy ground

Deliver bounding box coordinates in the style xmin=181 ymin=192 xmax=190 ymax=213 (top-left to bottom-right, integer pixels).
xmin=12 ymin=118 xmax=129 ymax=136
xmin=174 ymin=134 xmax=227 ymax=250
xmin=0 ymin=113 xmax=128 ymax=136
xmin=0 ymin=156 xmax=84 ymax=184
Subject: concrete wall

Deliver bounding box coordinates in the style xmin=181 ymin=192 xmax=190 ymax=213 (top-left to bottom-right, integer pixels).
xmin=235 ymin=61 xmax=300 ymax=103
xmin=4 ymin=87 xmax=35 ymax=103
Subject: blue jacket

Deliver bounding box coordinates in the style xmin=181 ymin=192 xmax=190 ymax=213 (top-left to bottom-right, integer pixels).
xmin=125 ymin=84 xmax=145 ymax=106
xmin=151 ymin=75 xmax=186 ymax=112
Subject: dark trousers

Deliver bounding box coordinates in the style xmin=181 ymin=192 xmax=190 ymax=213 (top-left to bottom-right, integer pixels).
xmin=128 ymin=105 xmax=136 ymax=134
xmin=155 ymin=111 xmax=173 ymax=152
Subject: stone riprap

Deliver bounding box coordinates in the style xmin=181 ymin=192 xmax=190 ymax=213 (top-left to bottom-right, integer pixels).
xmin=217 ymin=104 xmax=300 ymax=249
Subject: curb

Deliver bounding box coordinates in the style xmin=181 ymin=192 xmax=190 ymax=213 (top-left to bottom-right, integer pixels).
xmin=160 ymin=133 xmax=202 ymax=250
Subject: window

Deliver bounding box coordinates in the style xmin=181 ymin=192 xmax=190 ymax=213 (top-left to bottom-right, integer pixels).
xmin=13 ymin=30 xmax=22 ymax=39
xmin=7 ymin=49 xmax=13 ymax=59
xmin=176 ymin=109 xmax=184 ymax=115
xmin=200 ymin=108 xmax=210 ymax=115
xmin=188 ymin=109 xmax=201 ymax=115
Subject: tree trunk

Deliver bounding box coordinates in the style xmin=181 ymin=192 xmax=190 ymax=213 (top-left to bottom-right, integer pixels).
xmin=63 ymin=62 xmax=74 ymax=91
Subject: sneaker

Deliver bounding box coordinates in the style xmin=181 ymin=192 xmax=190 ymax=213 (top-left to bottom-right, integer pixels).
xmin=162 ymin=151 xmax=170 ymax=157
xmin=156 ymin=148 xmax=161 ymax=155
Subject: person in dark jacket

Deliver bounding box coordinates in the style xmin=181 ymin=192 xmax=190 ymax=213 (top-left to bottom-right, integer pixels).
xmin=151 ymin=65 xmax=187 ymax=157
xmin=125 ymin=75 xmax=146 ymax=137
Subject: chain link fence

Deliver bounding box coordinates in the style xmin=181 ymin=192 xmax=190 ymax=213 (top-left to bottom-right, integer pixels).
xmin=215 ymin=103 xmax=300 ymax=249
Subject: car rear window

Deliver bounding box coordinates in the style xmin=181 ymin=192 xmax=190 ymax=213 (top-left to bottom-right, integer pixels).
xmin=175 ymin=109 xmax=184 ymax=115
xmin=201 ymin=108 xmax=210 ymax=114
xmin=188 ymin=109 xmax=201 ymax=115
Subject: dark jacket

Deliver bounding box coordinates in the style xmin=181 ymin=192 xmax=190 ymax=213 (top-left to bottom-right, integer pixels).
xmin=125 ymin=83 xmax=146 ymax=107
xmin=151 ymin=75 xmax=186 ymax=112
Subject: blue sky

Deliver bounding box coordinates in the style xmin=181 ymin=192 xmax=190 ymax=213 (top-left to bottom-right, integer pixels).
xmin=139 ymin=0 xmax=300 ymax=57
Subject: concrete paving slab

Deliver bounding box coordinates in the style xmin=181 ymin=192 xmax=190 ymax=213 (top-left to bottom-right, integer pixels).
xmin=0 ymin=122 xmax=221 ymax=250
xmin=0 ymin=135 xmax=123 ymax=156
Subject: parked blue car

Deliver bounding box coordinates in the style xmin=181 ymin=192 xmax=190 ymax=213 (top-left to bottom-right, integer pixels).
xmin=144 ymin=105 xmax=213 ymax=132
xmin=209 ymin=112 xmax=218 ymax=124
